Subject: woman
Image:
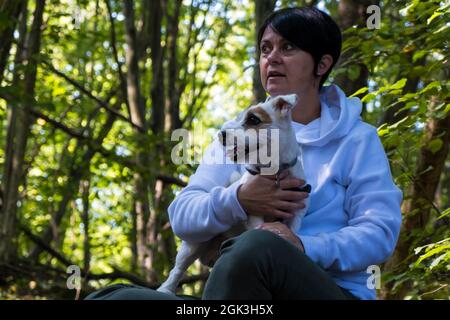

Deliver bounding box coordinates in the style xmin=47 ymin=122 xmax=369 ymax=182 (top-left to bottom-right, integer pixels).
xmin=87 ymin=7 xmax=402 ymax=300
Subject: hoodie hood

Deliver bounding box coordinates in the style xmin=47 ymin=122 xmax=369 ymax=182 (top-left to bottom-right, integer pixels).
xmin=292 ymin=85 xmax=362 ymax=147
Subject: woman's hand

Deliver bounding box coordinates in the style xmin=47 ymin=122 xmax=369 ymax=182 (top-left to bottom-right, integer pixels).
xmin=237 ymin=170 xmax=309 ymax=220
xmin=257 ymin=222 xmax=305 ymax=252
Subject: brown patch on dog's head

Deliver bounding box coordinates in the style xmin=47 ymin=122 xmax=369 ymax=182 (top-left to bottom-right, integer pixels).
xmin=243 ymin=106 xmax=272 ymax=128
xmin=253 ymin=106 xmax=272 ymax=123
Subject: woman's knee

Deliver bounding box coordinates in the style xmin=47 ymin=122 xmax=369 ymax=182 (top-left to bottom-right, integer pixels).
xmin=218 ymin=229 xmax=287 ymax=265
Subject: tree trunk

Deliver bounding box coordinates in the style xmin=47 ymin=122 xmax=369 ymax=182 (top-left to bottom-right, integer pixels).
xmin=144 ymin=0 xmax=183 ymax=283
xmin=253 ymin=0 xmax=276 ymax=104
xmin=123 ymin=0 xmax=154 ymax=281
xmin=0 ymin=0 xmax=25 ymax=83
xmin=168 ymin=0 xmax=182 ymax=132
xmin=0 ymin=0 xmax=45 ymax=263
xmin=81 ymin=176 xmax=91 ymax=276
xmin=381 ymin=101 xmax=450 ymax=299
xmin=130 ymin=205 xmax=138 ymax=273
xmin=124 ymin=0 xmax=146 ymax=130
xmin=150 ymin=0 xmax=165 ymax=134
xmin=335 ymin=0 xmax=378 ymax=101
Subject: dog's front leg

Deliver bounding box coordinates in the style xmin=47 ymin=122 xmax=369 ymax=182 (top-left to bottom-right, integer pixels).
xmin=157 ymin=241 xmax=202 ymax=294
xmin=247 ymin=215 xmax=264 ymax=229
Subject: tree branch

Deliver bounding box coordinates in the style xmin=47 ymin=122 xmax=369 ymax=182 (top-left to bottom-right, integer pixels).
xmin=40 ymin=60 xmax=144 ymax=133
xmin=29 ymin=108 xmax=87 ymax=140
xmin=156 ymin=174 xmax=186 ymax=187
xmin=104 ymin=0 xmax=131 ymax=119
xmin=0 ymin=101 xmax=186 ymax=187
xmin=21 ymin=225 xmax=74 ymax=267
xmin=20 ymin=225 xmax=205 ymax=289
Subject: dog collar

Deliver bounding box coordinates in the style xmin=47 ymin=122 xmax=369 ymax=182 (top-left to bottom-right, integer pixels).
xmin=245 ymin=157 xmax=298 ymax=176
xmin=245 ymin=157 xmax=310 ymax=193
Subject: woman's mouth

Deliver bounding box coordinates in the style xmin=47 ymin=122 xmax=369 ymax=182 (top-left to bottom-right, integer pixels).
xmin=267 ymin=71 xmax=286 ymax=80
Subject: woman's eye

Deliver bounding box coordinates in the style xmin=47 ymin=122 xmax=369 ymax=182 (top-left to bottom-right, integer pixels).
xmin=283 ymin=43 xmax=295 ymax=51
xmin=246 ymin=114 xmax=261 ymax=126
xmin=260 ymin=45 xmax=271 ymax=54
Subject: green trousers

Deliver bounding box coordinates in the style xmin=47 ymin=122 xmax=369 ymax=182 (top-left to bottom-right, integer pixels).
xmin=85 ymin=229 xmax=357 ymax=300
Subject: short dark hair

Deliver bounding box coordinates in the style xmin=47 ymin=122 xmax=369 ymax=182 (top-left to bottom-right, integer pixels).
xmin=257 ymin=7 xmax=342 ymax=88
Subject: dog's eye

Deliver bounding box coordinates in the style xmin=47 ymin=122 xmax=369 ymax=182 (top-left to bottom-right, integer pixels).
xmin=246 ymin=114 xmax=261 ymax=126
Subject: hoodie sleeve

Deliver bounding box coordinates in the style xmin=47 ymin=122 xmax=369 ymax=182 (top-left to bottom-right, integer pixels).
xmin=299 ymin=127 xmax=403 ymax=272
xmin=168 ymin=141 xmax=248 ymax=243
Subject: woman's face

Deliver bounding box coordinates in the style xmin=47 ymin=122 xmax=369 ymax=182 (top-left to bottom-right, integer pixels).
xmin=259 ymin=26 xmax=316 ymax=97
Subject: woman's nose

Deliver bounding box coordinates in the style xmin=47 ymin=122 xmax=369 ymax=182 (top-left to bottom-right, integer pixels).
xmin=267 ymin=49 xmax=282 ymax=64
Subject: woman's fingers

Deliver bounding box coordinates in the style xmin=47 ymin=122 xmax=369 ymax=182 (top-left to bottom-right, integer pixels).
xmin=275 ymin=200 xmax=304 ymax=212
xmin=277 ymin=190 xmax=309 ymax=201
xmin=278 ymin=178 xmax=305 ymax=190
xmin=238 ymin=171 xmax=308 ymax=220
xmin=260 ymin=175 xmax=305 ymax=190
xmin=257 ymin=222 xmax=303 ymax=251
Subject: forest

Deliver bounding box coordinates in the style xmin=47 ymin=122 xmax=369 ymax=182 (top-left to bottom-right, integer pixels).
xmin=0 ymin=0 xmax=448 ymax=300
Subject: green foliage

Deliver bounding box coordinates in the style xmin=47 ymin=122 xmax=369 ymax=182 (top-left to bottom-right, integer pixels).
xmin=345 ymin=0 xmax=449 ymax=299
xmin=321 ymin=0 xmax=449 ymax=299
xmin=1 ymin=0 xmax=257 ymax=298
xmin=393 ymin=230 xmax=450 ymax=300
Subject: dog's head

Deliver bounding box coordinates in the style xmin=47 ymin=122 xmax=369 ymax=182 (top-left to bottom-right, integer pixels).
xmin=218 ymin=94 xmax=298 ymax=172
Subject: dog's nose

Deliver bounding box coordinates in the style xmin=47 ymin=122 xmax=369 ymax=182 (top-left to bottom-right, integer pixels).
xmin=220 ymin=130 xmax=227 ymax=145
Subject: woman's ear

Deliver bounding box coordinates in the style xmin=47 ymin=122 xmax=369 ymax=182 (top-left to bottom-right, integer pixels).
xmin=315 ymin=54 xmax=333 ymax=77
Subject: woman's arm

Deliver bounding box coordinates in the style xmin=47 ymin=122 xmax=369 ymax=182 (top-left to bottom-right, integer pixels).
xmin=299 ymin=127 xmax=403 ymax=272
xmin=168 ymin=141 xmax=248 ymax=243
xmin=168 ymin=140 xmax=307 ymax=243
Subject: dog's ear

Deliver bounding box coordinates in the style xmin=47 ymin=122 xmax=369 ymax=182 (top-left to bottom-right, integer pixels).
xmin=272 ymin=94 xmax=298 ymax=117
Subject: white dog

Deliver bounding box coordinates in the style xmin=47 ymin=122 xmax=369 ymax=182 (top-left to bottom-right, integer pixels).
xmin=157 ymin=94 xmax=310 ymax=294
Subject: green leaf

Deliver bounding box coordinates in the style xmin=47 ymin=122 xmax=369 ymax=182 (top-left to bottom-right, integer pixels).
xmin=429 ymin=252 xmax=448 ymax=269
xmin=350 ymin=87 xmax=368 ymax=98
xmin=378 ymin=78 xmax=407 ymax=94
xmin=398 ymin=92 xmax=417 ymax=103
xmin=416 ymin=245 xmax=450 ymax=266
xmin=390 ymin=78 xmax=408 ymax=90
xmin=399 ymin=2 xmax=415 ymax=16
xmin=377 ymin=123 xmax=389 ymax=137
xmin=437 ymin=207 xmax=450 ymax=220
xmin=445 ymin=104 xmax=450 ymax=115
xmin=419 ymin=81 xmax=441 ymax=94
xmin=389 ymin=116 xmax=410 ymax=129
xmin=396 ymin=101 xmax=417 ymax=115
xmin=427 ymin=138 xmax=443 ymax=154
xmin=427 ymin=11 xmax=443 ymax=24
xmin=427 ymin=3 xmax=450 ymax=25
xmin=414 ymin=244 xmax=428 ymax=255
xmin=412 ymin=50 xmax=427 ymax=63
xmin=361 ymin=92 xmax=377 ymax=103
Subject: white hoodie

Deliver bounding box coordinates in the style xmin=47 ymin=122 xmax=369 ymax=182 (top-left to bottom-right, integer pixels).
xmin=168 ymin=85 xmax=403 ymax=300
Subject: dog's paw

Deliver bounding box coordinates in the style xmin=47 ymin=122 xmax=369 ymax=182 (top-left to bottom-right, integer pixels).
xmin=157 ymin=286 xmax=175 ymax=295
